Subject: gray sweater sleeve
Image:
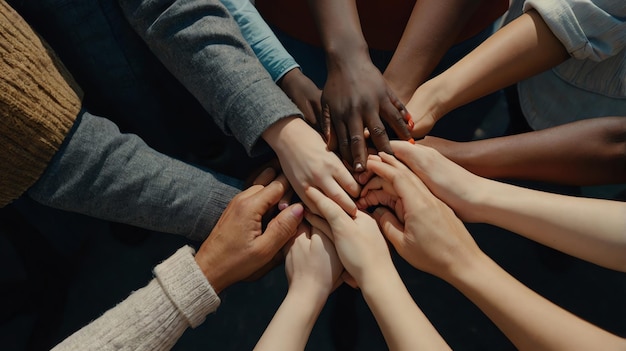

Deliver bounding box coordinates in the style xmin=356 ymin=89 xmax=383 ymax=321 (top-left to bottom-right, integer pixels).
xmin=27 ymin=111 xmax=242 ymax=241
xmin=117 ymin=0 xmax=302 ymax=156
xmin=51 ymin=246 xmax=220 ymax=351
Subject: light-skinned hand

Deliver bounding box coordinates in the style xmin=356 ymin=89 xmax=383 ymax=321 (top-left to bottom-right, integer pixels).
xmin=284 ymin=223 xmax=343 ymax=299
xmin=304 ymin=186 xmax=395 ymax=286
xmin=362 ymin=151 xmax=482 ymax=278
xmin=263 ymin=117 xmax=360 ymax=216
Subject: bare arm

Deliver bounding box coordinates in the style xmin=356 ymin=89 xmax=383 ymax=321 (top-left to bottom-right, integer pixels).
xmin=306 ymin=187 xmax=451 ymax=351
xmin=383 ymin=0 xmax=483 ymax=103
xmin=255 ymin=225 xmax=342 ymax=351
xmin=418 ymin=116 xmax=626 ymax=185
xmin=383 ymin=141 xmax=626 ymax=272
xmin=408 ymin=10 xmax=570 ymax=137
xmin=362 ymin=151 xmax=626 ymax=351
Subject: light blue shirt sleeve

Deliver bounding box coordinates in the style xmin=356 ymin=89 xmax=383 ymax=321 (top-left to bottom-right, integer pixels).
xmin=221 ymin=0 xmax=300 ymax=82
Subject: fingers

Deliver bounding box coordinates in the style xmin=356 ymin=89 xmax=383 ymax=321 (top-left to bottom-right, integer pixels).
xmin=380 ymin=97 xmax=412 ymax=142
xmin=346 ymin=115 xmax=368 ymax=173
xmin=251 ymin=167 xmax=277 ymax=187
xmin=371 ymin=207 xmax=405 ymax=250
xmin=304 ymin=186 xmax=347 ymax=229
xmin=304 ymin=211 xmax=334 ymax=242
xmin=278 ymin=187 xmax=294 ymax=211
xmin=356 ymin=190 xmax=397 ymax=211
xmin=257 ymin=203 xmax=305 ymax=254
xmin=249 ymin=173 xmax=290 ymax=213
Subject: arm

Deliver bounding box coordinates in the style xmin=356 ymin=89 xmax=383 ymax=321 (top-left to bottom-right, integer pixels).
xmin=118 ymin=0 xmax=359 ymax=215
xmin=407 ymin=9 xmax=569 ymax=137
xmin=255 ymin=225 xmax=343 ymax=350
xmin=417 ymin=116 xmax=626 ymax=186
xmin=362 ymin=151 xmax=626 ymax=351
xmin=53 ymin=170 xmax=305 ymax=351
xmin=383 ymin=0 xmax=484 ymax=103
xmin=305 ymin=187 xmax=451 ymax=350
xmin=219 ymin=0 xmax=298 ymax=82
xmin=219 ymin=0 xmax=323 ymax=126
xmin=377 ymin=141 xmax=626 ymax=272
xmin=28 ymin=111 xmax=242 ymax=242
xmin=117 ymin=0 xmax=301 ymax=156
xmin=306 ymin=0 xmax=411 ymax=172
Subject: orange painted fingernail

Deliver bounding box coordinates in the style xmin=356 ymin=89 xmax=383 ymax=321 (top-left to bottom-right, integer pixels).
xmin=408 ymin=138 xmax=415 ymax=144
xmin=407 ymin=119 xmax=414 ymax=130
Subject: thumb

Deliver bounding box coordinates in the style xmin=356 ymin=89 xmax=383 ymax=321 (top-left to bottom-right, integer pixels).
xmin=372 ymin=207 xmax=405 ymax=249
xmin=257 ymin=203 xmax=305 ymax=253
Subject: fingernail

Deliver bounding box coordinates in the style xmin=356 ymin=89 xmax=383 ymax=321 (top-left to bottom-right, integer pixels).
xmin=407 ymin=119 xmax=414 ymax=130
xmin=408 ymin=138 xmax=415 ymax=144
xmin=354 ymin=162 xmax=364 ymax=173
xmin=278 ymin=202 xmax=289 ymax=210
xmin=290 ymin=203 xmax=304 ymax=217
xmin=404 ymin=111 xmax=413 ymax=122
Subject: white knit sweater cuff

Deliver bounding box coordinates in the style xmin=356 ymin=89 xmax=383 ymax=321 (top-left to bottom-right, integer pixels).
xmin=154 ymin=246 xmax=221 ymax=328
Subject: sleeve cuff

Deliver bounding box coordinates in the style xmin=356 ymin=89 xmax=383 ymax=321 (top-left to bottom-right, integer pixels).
xmin=154 ymin=246 xmax=221 ymax=328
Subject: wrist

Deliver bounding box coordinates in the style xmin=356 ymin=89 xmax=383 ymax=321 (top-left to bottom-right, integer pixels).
xmin=287 ymin=282 xmax=330 ymax=309
xmin=194 ymin=247 xmax=231 ymax=294
xmin=263 ymin=117 xmax=320 ymax=154
xmin=325 ymin=42 xmax=370 ymax=71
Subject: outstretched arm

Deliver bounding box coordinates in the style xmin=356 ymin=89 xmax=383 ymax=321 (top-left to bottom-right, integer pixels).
xmin=362 ymin=151 xmax=626 ymax=351
xmin=371 ymin=141 xmax=626 ymax=272
xmin=383 ymin=0 xmax=506 ymax=103
xmin=417 ymin=116 xmax=626 ymax=186
xmin=306 ymin=187 xmax=451 ymax=351
xmin=306 ymin=0 xmax=411 ymax=172
xmin=255 ymin=225 xmax=342 ymax=351
xmin=407 ymin=9 xmax=569 ymax=137
xmin=53 ymin=170 xmax=305 ymax=351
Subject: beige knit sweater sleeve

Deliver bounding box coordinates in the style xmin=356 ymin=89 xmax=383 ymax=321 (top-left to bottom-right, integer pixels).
xmin=51 ymin=246 xmax=221 ymax=351
xmin=0 ymin=0 xmax=82 ymax=207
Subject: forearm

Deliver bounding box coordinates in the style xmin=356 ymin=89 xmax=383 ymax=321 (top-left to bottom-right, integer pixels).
xmin=28 ymin=112 xmax=242 ymax=241
xmin=306 ymin=0 xmax=369 ymax=63
xmin=52 ymin=246 xmax=220 ymax=351
xmin=473 ymin=179 xmax=626 ymax=272
xmin=418 ymin=10 xmax=569 ymax=118
xmin=361 ymin=269 xmax=450 ymax=350
xmin=446 ymin=253 xmax=626 ymax=350
xmin=118 ymin=0 xmax=301 ymax=155
xmin=384 ymin=0 xmax=482 ymax=102
xmin=254 ymin=287 xmax=327 ymax=351
xmin=445 ymin=117 xmax=626 ymax=185
xmin=220 ymin=0 xmax=299 ymax=82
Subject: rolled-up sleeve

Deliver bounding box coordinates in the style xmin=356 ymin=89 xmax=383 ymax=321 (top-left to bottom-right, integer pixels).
xmin=524 ymin=0 xmax=626 ymax=61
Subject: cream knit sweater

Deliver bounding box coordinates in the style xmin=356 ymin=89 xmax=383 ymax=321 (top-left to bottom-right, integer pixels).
xmin=51 ymin=246 xmax=221 ymax=351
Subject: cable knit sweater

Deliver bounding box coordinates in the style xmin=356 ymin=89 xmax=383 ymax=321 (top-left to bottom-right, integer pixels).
xmin=51 ymin=246 xmax=221 ymax=351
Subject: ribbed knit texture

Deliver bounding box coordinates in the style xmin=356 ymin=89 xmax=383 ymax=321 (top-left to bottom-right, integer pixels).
xmin=0 ymin=0 xmax=82 ymax=207
xmin=51 ymin=246 xmax=221 ymax=351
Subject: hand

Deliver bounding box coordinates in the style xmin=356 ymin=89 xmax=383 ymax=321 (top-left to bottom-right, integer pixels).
xmin=404 ymin=81 xmax=447 ymax=138
xmin=304 ymin=186 xmax=395 ymax=286
xmin=263 ymin=117 xmax=360 ymax=216
xmin=388 ymin=141 xmax=488 ymax=222
xmin=362 ymin=151 xmax=482 ymax=278
xmin=195 ymin=168 xmax=305 ymax=293
xmin=284 ymin=223 xmax=343 ymax=299
xmin=278 ymin=68 xmax=322 ymax=126
xmin=321 ymin=56 xmax=411 ymax=172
